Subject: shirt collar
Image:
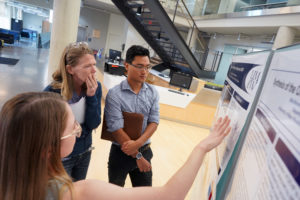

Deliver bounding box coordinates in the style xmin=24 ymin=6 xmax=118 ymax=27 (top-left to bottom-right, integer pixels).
xmin=68 ymin=91 xmax=84 ymax=104
xmin=121 ymin=79 xmax=148 ymax=93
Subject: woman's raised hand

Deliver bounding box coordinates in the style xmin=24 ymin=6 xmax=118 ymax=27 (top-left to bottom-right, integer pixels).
xmin=198 ymin=116 xmax=231 ymax=153
xmin=86 ymin=74 xmax=98 ymax=96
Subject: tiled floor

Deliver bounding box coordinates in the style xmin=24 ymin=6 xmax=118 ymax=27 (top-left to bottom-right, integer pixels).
xmin=0 ymin=45 xmax=49 ymax=108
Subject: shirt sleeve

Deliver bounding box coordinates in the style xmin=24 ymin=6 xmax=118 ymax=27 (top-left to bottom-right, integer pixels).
xmin=43 ymin=85 xmax=51 ymax=92
xmin=104 ymin=90 xmax=124 ymax=132
xmin=82 ymin=81 xmax=102 ymax=132
xmin=148 ymin=88 xmax=160 ymax=124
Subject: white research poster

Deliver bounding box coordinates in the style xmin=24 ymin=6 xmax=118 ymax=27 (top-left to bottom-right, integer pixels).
xmin=225 ymin=46 xmax=300 ymax=200
xmin=207 ymin=51 xmax=270 ymax=200
xmin=215 ymin=51 xmax=270 ymax=178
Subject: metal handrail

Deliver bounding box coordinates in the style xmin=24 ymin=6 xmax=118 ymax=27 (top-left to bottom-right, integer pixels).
xmin=177 ymin=0 xmax=207 ymax=50
xmin=160 ymin=0 xmax=207 ymax=50
xmin=240 ymin=1 xmax=287 ymax=10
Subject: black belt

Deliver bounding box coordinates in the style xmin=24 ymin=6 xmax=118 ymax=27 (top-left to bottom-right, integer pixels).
xmin=139 ymin=143 xmax=151 ymax=152
xmin=62 ymin=146 xmax=94 ymax=161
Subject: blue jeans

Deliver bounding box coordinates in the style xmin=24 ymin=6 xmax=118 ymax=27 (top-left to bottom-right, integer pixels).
xmin=108 ymin=144 xmax=153 ymax=187
xmin=62 ymin=150 xmax=91 ymax=182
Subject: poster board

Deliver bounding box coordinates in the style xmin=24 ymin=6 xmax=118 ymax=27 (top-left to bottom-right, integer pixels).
xmin=224 ymin=45 xmax=300 ymax=199
xmin=216 ymin=51 xmax=271 ymax=176
xmin=214 ymin=51 xmax=271 ymax=200
xmin=192 ymin=45 xmax=300 ymax=200
xmin=191 ymin=51 xmax=272 ymax=200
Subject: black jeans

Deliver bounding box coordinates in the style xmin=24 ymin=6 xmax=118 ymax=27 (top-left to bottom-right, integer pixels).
xmin=108 ymin=143 xmax=153 ymax=187
xmin=62 ymin=150 xmax=91 ymax=182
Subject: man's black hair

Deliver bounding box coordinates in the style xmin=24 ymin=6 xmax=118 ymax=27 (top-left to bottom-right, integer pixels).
xmin=125 ymin=45 xmax=150 ymax=64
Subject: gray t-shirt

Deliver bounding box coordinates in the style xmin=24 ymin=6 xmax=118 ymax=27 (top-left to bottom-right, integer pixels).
xmin=46 ymin=179 xmax=63 ymax=200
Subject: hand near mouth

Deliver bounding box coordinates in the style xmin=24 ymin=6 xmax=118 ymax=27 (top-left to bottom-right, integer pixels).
xmin=86 ymin=74 xmax=98 ymax=96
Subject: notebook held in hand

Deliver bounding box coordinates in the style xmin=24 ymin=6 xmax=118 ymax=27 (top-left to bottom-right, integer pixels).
xmin=101 ymin=112 xmax=144 ymax=142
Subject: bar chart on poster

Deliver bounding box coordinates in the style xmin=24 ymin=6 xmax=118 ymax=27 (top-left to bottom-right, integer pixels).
xmin=191 ymin=44 xmax=300 ymax=200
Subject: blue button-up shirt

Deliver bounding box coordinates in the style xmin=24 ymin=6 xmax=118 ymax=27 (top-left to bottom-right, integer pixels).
xmin=104 ymin=79 xmax=160 ymax=145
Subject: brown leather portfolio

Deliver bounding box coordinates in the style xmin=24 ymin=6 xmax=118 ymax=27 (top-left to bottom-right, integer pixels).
xmin=101 ymin=112 xmax=144 ymax=142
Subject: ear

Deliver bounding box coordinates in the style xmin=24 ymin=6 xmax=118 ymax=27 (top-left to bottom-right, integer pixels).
xmin=66 ymin=65 xmax=73 ymax=75
xmin=124 ymin=62 xmax=129 ymax=71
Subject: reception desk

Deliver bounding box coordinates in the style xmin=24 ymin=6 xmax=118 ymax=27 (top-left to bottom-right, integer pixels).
xmin=155 ymin=86 xmax=196 ymax=108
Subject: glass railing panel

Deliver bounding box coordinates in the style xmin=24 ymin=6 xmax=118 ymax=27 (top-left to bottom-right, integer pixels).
xmin=206 ymin=0 xmax=300 ymax=16
xmin=159 ymin=0 xmax=207 ymax=48
xmin=166 ymin=0 xmax=300 ymax=17
xmin=159 ymin=0 xmax=210 ymax=68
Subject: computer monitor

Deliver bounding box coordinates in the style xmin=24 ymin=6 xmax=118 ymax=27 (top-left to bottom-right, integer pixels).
xmin=109 ymin=49 xmax=121 ymax=61
xmin=169 ymin=71 xmax=193 ymax=90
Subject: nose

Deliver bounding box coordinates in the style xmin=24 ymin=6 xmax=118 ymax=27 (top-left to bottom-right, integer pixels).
xmin=140 ymin=68 xmax=147 ymax=74
xmin=91 ymin=65 xmax=97 ymax=73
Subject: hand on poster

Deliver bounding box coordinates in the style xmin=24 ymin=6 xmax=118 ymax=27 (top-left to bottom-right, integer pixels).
xmin=198 ymin=116 xmax=231 ymax=152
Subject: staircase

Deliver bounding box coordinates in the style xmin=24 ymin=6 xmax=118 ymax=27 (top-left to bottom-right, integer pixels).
xmin=112 ymin=0 xmax=216 ymax=79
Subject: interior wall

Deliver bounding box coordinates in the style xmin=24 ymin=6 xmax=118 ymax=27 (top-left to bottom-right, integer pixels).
xmin=206 ymin=35 xmax=272 ymax=84
xmin=105 ymin=13 xmax=129 ymax=59
xmin=214 ymin=45 xmax=247 ymax=85
xmin=103 ymin=13 xmax=157 ymax=61
xmin=79 ymin=7 xmax=110 ymax=51
xmin=0 ymin=1 xmax=11 ymax=29
xmin=125 ymin=24 xmax=155 ymax=58
xmin=22 ymin=12 xmax=45 ymax=33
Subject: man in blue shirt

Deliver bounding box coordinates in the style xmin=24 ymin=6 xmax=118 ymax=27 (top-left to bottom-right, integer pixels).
xmin=104 ymin=45 xmax=159 ymax=187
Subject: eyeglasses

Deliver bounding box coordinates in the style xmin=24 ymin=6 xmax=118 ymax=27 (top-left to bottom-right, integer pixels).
xmin=61 ymin=121 xmax=82 ymax=140
xmin=69 ymin=41 xmax=89 ymax=48
xmin=65 ymin=42 xmax=90 ymax=65
xmin=129 ymin=63 xmax=152 ymax=71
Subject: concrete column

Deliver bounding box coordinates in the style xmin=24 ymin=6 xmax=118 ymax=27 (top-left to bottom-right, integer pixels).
xmin=272 ymin=26 xmax=296 ymax=50
xmin=48 ymin=0 xmax=81 ymax=83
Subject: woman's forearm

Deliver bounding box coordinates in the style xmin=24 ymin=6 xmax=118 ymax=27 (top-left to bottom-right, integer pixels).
xmin=163 ymin=144 xmax=207 ymax=199
xmin=71 ymin=117 xmax=230 ymax=200
xmin=71 ymin=145 xmax=207 ymax=200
